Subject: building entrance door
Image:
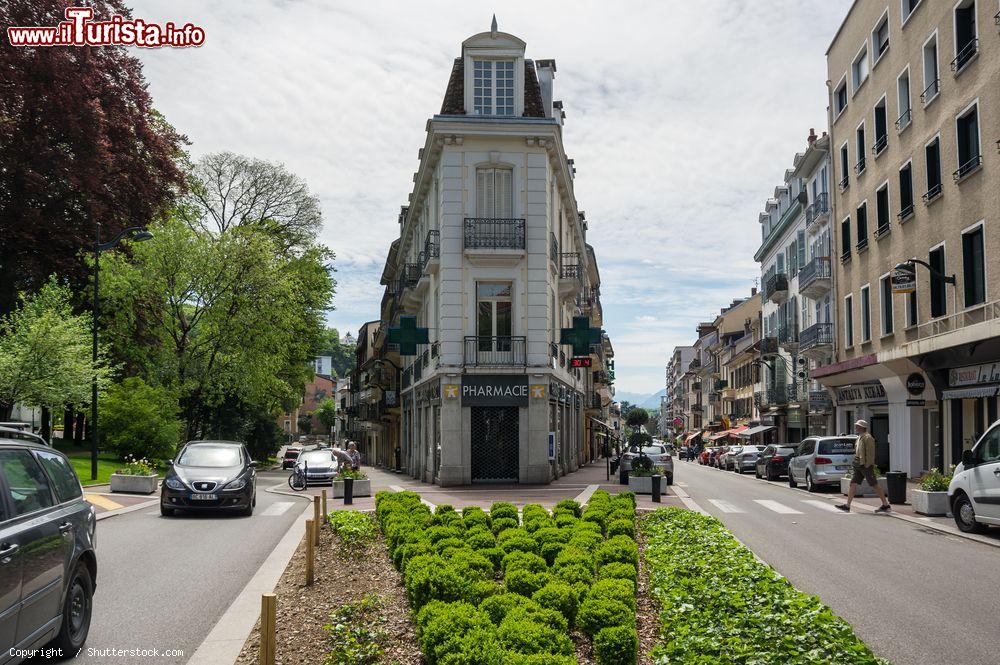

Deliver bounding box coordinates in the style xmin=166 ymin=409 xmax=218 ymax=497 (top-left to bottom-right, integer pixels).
xmin=871 ymin=414 xmax=890 ymax=471
xmin=471 ymin=406 xmax=519 ymax=482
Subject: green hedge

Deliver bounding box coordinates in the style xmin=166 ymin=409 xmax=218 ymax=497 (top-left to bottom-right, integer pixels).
xmin=643 ymin=508 xmax=888 ymax=664
xmin=374 ymin=490 xmax=638 ymax=664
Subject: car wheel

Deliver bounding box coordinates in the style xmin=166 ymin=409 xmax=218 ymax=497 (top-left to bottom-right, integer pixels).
xmin=49 ymin=563 xmax=93 ymax=653
xmin=805 ymin=471 xmax=817 ymax=493
xmin=766 ymin=466 xmax=778 ymax=482
xmin=160 ymin=502 xmax=174 ymax=517
xmin=788 ymin=471 xmax=798 ymax=488
xmin=953 ymin=494 xmax=986 ymax=534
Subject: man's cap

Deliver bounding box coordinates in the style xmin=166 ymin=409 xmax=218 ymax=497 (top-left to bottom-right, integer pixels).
xmin=855 ymin=419 xmax=868 ymax=429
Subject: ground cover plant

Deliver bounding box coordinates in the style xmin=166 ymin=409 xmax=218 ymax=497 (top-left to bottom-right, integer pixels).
xmin=374 ymin=491 xmax=640 ymax=664
xmin=642 ymin=508 xmax=887 ymax=664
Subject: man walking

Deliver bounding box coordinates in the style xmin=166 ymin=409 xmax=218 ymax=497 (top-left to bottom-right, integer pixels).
xmin=837 ymin=420 xmax=890 ymax=512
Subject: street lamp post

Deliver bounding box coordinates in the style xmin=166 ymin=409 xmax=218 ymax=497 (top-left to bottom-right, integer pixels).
xmin=91 ymin=223 xmax=153 ymax=480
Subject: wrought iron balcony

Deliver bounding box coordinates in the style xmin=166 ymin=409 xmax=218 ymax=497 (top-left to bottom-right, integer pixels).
xmin=760 ymin=336 xmax=779 ymax=357
xmin=692 ymin=382 xmax=702 ymax=391
xmin=594 ymin=370 xmax=610 ymax=385
xmin=399 ymin=263 xmax=421 ymax=290
xmin=463 ymin=336 xmax=526 ymax=366
xmin=800 ymin=322 xmax=833 ymax=356
xmin=898 ymin=204 xmax=915 ymax=223
xmin=464 ymin=218 xmax=525 ymax=250
xmin=895 ymin=108 xmax=912 ymax=132
xmin=954 ymin=154 xmax=982 ymax=183
xmin=920 ymin=79 xmax=939 ymax=105
xmin=764 ymin=273 xmax=789 ymax=304
xmin=922 ymin=183 xmax=943 ymax=204
xmin=838 ymin=174 xmax=850 ymax=192
xmin=872 ymin=134 xmax=888 ymax=156
xmin=778 ymin=321 xmax=799 ymax=348
xmin=559 ymin=253 xmax=582 ymax=281
xmin=950 ymin=39 xmax=978 ymax=73
xmin=420 ymin=230 xmax=440 ymax=272
xmin=854 ymin=157 xmax=867 ymax=175
xmin=798 ymin=256 xmax=831 ymax=299
xmin=805 ymin=193 xmax=829 ymax=227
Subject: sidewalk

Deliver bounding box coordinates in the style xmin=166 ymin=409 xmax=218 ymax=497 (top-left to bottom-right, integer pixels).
xmin=84 ymin=487 xmax=159 ymax=518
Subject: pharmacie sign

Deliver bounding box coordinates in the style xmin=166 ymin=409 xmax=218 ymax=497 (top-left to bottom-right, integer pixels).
xmin=462 ymin=375 xmax=529 ymax=407
xmin=835 ymin=382 xmax=886 ymax=405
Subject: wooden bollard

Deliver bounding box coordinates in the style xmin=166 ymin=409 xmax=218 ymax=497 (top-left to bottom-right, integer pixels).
xmin=305 ymin=519 xmax=315 ymax=586
xmin=313 ymin=495 xmax=321 ymax=545
xmin=321 ymin=489 xmax=328 ymax=526
xmin=258 ymin=593 xmax=276 ymax=665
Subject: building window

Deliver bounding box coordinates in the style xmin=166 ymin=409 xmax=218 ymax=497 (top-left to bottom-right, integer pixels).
xmin=841 ymin=216 xmax=852 ymax=261
xmin=475 ymin=167 xmax=513 ymax=217
xmin=835 ymin=78 xmax=849 ymax=117
xmin=955 ymin=102 xmax=981 ymax=181
xmin=952 ymin=0 xmax=979 ymax=73
xmin=962 ymin=224 xmax=986 ymax=307
xmin=856 ymin=202 xmax=869 ymax=249
xmin=861 ymin=285 xmax=871 ymax=342
xmin=873 ymin=13 xmax=890 ymax=63
xmin=902 ymin=0 xmax=922 ymax=23
xmin=896 ymin=68 xmax=911 ymax=131
xmin=880 ymin=275 xmax=894 ymax=335
xmin=873 ymin=97 xmax=889 ymax=155
xmin=839 ymin=142 xmax=850 ymax=189
xmin=906 ymin=288 xmax=919 ymax=328
xmin=476 ymin=282 xmax=512 ymax=349
xmin=855 ymin=123 xmax=867 ymax=174
xmin=899 ymin=162 xmax=914 ymax=220
xmin=844 ymin=294 xmax=855 ymax=347
xmin=875 ymin=183 xmax=890 ymax=236
xmin=924 ymin=137 xmax=942 ymax=201
xmin=921 ymin=33 xmax=939 ymax=104
xmin=852 ymin=44 xmax=869 ymax=92
xmin=929 ymin=245 xmax=947 ymax=317
xmin=472 ymin=59 xmax=515 ymax=116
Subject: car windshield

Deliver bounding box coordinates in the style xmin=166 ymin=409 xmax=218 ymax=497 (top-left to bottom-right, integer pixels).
xmin=818 ymin=439 xmax=856 ymax=455
xmin=641 ymin=446 xmax=664 ymax=456
xmin=178 ymin=445 xmax=241 ymax=468
xmin=284 ymin=449 xmax=300 ymax=458
xmin=300 ymin=451 xmax=334 ymax=465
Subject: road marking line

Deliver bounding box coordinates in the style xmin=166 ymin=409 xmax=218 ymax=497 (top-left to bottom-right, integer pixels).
xmin=801 ymin=499 xmax=851 ymax=514
xmin=261 ymin=501 xmax=295 ymax=516
xmin=574 ymin=484 xmax=600 ymax=505
xmin=667 ymin=485 xmax=709 ymax=515
xmin=707 ymin=499 xmax=745 ymax=513
xmin=85 ymin=493 xmax=123 ymax=511
xmin=753 ymin=499 xmax=803 ymax=514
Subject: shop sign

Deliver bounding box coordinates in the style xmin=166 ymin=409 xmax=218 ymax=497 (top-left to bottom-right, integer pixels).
xmin=906 ymin=373 xmax=927 ymax=396
xmin=462 ymin=375 xmax=529 ymax=407
xmin=949 ymin=363 xmax=1000 ymax=387
xmin=548 ymin=432 xmax=556 ymax=460
xmin=443 ymin=384 xmax=459 ymax=399
xmin=530 ymin=385 xmax=546 ymax=399
xmin=808 ymin=390 xmax=832 ymax=412
xmin=906 ymin=399 xmax=926 ymax=407
xmin=891 ymin=265 xmax=916 ymax=294
xmin=835 ymin=382 xmax=886 ymax=405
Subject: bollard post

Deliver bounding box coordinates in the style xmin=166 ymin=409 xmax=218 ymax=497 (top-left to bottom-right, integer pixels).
xmin=258 ymin=593 xmax=276 ymax=665
xmin=344 ymin=476 xmax=354 ymax=505
xmin=321 ymin=489 xmax=328 ymax=525
xmin=305 ymin=519 xmax=315 ymax=586
xmin=313 ymin=496 xmax=321 ymax=545
xmin=652 ymin=474 xmax=662 ymax=503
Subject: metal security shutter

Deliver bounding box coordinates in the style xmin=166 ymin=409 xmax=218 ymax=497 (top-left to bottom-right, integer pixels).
xmin=471 ymin=406 xmax=519 ymax=482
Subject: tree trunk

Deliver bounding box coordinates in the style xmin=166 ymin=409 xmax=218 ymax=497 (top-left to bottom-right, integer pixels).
xmin=74 ymin=411 xmax=86 ymax=446
xmin=40 ymin=406 xmax=51 ymax=441
xmin=0 ymin=402 xmax=12 ymax=421
xmin=63 ymin=405 xmax=75 ymax=441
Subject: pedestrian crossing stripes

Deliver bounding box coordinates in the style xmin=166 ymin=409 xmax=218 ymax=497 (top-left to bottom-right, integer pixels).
xmin=699 ymin=497 xmax=858 ymax=516
xmin=753 ymin=499 xmax=803 ymax=514
xmin=801 ymin=499 xmax=850 ymax=514
xmin=707 ymin=499 xmax=745 ymax=513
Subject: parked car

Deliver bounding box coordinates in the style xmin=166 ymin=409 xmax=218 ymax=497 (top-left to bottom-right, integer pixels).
xmin=733 ymin=445 xmax=767 ymax=473
xmin=709 ymin=446 xmax=727 ymax=468
xmin=622 ymin=445 xmax=674 ymax=484
xmin=0 ymin=426 xmax=48 ymax=447
xmin=788 ymin=436 xmax=857 ymax=492
xmin=949 ymin=423 xmax=1000 ymax=533
xmin=755 ymin=445 xmax=798 ymax=480
xmin=161 ymin=441 xmax=257 ymax=516
xmin=281 ymin=446 xmax=302 ymax=470
xmin=719 ymin=445 xmax=744 ymax=471
xmin=0 ymin=435 xmax=97 ymax=660
xmin=295 ymin=449 xmax=340 ymax=486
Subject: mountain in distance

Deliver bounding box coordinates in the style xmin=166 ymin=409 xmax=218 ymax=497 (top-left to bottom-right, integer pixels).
xmin=615 ymin=388 xmax=667 ymax=410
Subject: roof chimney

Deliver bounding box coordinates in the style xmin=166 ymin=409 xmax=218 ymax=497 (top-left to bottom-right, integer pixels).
xmin=808 ymin=128 xmax=818 ymax=146
xmin=537 ymin=60 xmax=557 ymax=119
xmin=751 ymin=286 xmax=758 ymax=296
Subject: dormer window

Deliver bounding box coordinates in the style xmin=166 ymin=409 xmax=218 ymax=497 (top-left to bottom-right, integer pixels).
xmin=473 ymin=59 xmax=515 ymax=116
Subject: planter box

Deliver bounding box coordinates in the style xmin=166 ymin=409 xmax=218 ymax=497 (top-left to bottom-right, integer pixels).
xmin=628 ymin=475 xmax=667 ymax=495
xmin=912 ymin=490 xmax=950 ymax=516
xmin=332 ymin=478 xmax=371 ymax=498
xmin=840 ymin=476 xmax=887 ymax=497
xmin=109 ymin=473 xmax=158 ymax=495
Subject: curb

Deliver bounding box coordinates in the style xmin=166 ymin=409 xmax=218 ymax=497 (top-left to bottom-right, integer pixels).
xmin=95 ymin=498 xmax=159 ymax=521
xmin=187 ymin=497 xmax=312 ymax=665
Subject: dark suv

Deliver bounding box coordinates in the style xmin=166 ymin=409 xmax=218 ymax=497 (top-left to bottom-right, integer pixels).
xmin=0 ymin=438 xmax=97 ymax=663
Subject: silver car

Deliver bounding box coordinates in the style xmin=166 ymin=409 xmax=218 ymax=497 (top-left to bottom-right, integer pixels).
xmin=787 ymin=436 xmax=858 ymax=492
xmin=623 ymin=444 xmax=674 ymax=484
xmin=733 ymin=444 xmax=767 ymax=473
xmin=296 ymin=449 xmax=340 ymax=485
xmin=720 ymin=445 xmax=744 ymax=471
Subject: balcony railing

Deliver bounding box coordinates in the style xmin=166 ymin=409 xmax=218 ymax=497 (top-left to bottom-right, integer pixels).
xmin=464 ymin=218 xmax=525 ymax=250
xmin=922 ymin=182 xmax=943 ymax=204
xmin=764 ymin=273 xmax=788 ymax=302
xmin=805 ymin=193 xmax=829 ymax=227
xmin=838 ymin=174 xmax=850 ymax=191
xmin=594 ymin=371 xmax=610 ymax=385
xmin=588 ymin=393 xmax=603 ymax=410
xmin=559 ymin=253 xmax=583 ymax=281
xmin=954 ymin=154 xmax=982 ymax=183
xmin=872 ymin=134 xmax=888 ymax=156
xmin=895 ymin=108 xmax=912 ymax=132
xmin=420 ymin=230 xmax=440 ymax=271
xmin=463 ymin=336 xmax=526 ymax=366
xmin=799 ymin=322 xmax=833 ymax=352
xmin=777 ymin=322 xmax=798 ymax=346
xmin=798 ymin=256 xmax=831 ymax=293
xmin=920 ymin=78 xmax=940 ymax=105
xmin=760 ymin=336 xmax=779 ymax=356
xmin=854 ymin=157 xmax=867 ymax=175
xmin=898 ymin=204 xmax=915 ymax=222
xmin=951 ymin=39 xmax=978 ymax=73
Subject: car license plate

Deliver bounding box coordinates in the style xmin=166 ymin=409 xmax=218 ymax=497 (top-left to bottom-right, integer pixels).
xmin=190 ymin=493 xmax=217 ymax=500
xmin=836 ymin=465 xmax=850 ymax=471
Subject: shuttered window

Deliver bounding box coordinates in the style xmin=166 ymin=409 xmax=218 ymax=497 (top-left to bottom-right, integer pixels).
xmin=476 ymin=168 xmax=513 ymax=218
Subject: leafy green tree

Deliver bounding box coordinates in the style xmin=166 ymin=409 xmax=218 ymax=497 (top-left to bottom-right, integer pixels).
xmin=100 ymin=377 xmax=182 ymax=461
xmin=318 ymin=328 xmax=356 ymax=378
xmin=315 ymin=397 xmax=337 ymax=435
xmin=297 ymin=412 xmax=313 ymax=434
xmin=0 ymin=280 xmax=113 ymax=419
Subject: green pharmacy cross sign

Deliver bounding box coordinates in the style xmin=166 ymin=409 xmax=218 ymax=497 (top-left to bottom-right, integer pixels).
xmin=561 ymin=316 xmax=603 ymax=357
xmin=387 ymin=315 xmax=429 ymax=356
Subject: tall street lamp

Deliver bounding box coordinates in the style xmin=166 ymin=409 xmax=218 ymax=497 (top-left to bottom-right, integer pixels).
xmin=91 ymin=224 xmax=153 ymax=480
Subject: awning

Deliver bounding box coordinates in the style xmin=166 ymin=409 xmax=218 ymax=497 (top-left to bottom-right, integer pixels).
xmin=738 ymin=425 xmax=775 ymax=438
xmin=589 ymin=418 xmax=611 ymax=429
xmin=942 ymin=385 xmax=999 ymax=400
xmin=706 ymin=431 xmax=728 ymax=441
xmin=683 ymin=431 xmax=700 ymax=443
xmin=707 ymin=425 xmax=749 ymax=441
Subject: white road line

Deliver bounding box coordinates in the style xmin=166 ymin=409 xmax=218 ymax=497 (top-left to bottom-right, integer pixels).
xmin=801 ymin=499 xmax=851 ymax=514
xmin=753 ymin=499 xmax=803 ymax=514
xmin=260 ymin=501 xmax=295 ymax=516
xmin=707 ymin=499 xmax=745 ymax=513
xmin=574 ymin=484 xmax=600 ymax=505
xmin=668 ymin=485 xmax=709 ymax=515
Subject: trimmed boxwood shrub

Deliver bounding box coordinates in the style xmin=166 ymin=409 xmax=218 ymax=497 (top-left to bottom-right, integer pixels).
xmin=491 ymin=517 xmax=519 ymax=535
xmin=593 ymin=624 xmax=638 ymax=665
xmin=434 ymin=537 xmax=468 ymax=554
xmin=576 ymin=598 xmax=634 ymax=638
xmin=498 ymin=532 xmax=540 ymax=556
xmin=598 ymin=562 xmax=638 ymax=589
xmin=554 ymin=514 xmax=579 ymax=529
xmin=553 ymin=563 xmax=592 ymax=587
xmin=502 ymin=550 xmax=547 ymax=575
xmin=553 ymin=546 xmax=596 ymax=573
xmin=505 ymin=569 xmax=550 ymax=598
xmin=478 ymin=547 xmax=504 ymax=571
xmin=447 ymin=549 xmax=494 ymax=579
xmin=415 ymin=601 xmax=493 ymax=665
xmin=533 ymin=527 xmax=570 ymax=547
xmin=532 ymin=581 xmax=579 ymax=626
xmin=405 ymin=554 xmax=476 ymax=610
xmin=479 ymin=592 xmax=538 ymax=625
xmin=427 ymin=526 xmax=464 ymax=545
xmin=523 ymin=518 xmax=549 ymax=534
xmin=553 ymin=499 xmax=582 ymax=517
xmin=497 ymin=614 xmax=574 ymax=657
xmin=587 ymin=578 xmax=636 ymax=611
xmin=465 ymin=530 xmax=496 ymax=551
xmin=540 ymin=541 xmax=565 ymax=566
xmin=490 ymin=502 xmax=519 ymax=522
xmin=606 ymin=518 xmax=635 ymax=539
xmin=521 ymin=504 xmax=549 ymax=523
xmin=597 ymin=535 xmax=639 ymax=569
xmin=462 ymin=509 xmax=492 ymax=531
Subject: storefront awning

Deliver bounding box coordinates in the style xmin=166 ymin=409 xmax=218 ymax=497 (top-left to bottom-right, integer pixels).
xmin=707 ymin=425 xmax=749 ymax=441
xmin=942 ymin=385 xmax=999 ymax=400
xmin=683 ymin=431 xmax=700 ymax=443
xmin=739 ymin=424 xmax=775 ymax=438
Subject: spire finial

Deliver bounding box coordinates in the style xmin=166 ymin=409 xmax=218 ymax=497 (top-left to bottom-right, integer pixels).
xmin=491 ymin=14 xmax=498 ymax=37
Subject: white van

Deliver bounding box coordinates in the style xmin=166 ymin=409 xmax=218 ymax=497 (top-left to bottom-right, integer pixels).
xmin=949 ymin=424 xmax=1000 ymax=533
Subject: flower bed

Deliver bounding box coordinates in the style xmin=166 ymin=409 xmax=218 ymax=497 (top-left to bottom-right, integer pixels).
xmin=642 ymin=508 xmax=886 ymax=664
xmin=375 ymin=491 xmax=640 ymax=664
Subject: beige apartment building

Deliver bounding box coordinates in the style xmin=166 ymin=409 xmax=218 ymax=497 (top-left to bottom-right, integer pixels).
xmin=818 ymin=0 xmax=999 ymax=477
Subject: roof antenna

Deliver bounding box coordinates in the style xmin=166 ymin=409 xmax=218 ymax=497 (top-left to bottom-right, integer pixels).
xmin=491 ymin=14 xmax=498 ymax=38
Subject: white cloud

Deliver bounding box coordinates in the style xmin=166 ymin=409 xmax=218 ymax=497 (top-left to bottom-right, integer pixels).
xmin=130 ymin=0 xmax=852 ymax=394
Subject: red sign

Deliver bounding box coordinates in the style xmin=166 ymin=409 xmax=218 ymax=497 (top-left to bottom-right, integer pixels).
xmin=570 ymin=357 xmax=592 ymax=368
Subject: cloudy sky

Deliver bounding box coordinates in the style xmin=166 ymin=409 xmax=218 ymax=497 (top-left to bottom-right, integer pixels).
xmin=131 ymin=0 xmax=852 ymax=396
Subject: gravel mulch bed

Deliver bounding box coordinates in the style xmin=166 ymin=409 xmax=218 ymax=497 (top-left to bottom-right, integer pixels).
xmin=235 ymin=515 xmax=420 ymax=665
xmin=635 ymin=519 xmax=661 ymax=665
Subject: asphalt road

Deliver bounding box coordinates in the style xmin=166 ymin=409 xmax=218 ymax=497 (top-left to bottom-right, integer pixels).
xmin=675 ymin=459 xmax=1000 ymax=665
xmin=64 ymin=471 xmax=308 ymax=664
